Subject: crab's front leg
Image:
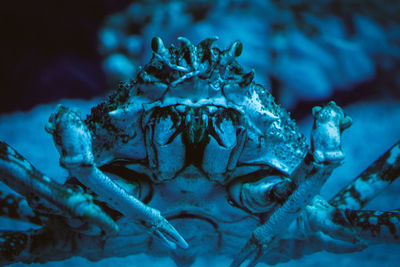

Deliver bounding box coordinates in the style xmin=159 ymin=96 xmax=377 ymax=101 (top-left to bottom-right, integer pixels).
xmin=302 ymin=140 xmax=400 ymax=249
xmin=254 ymin=139 xmax=400 ymax=265
xmin=0 ymin=142 xmax=117 ymax=235
xmin=231 ymin=102 xmax=352 ymax=267
xmin=45 ymin=105 xmax=188 ymax=250
xmin=303 ymin=196 xmax=400 ymax=249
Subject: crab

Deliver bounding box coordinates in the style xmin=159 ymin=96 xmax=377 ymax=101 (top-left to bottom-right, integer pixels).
xmin=0 ymin=37 xmax=399 ymax=267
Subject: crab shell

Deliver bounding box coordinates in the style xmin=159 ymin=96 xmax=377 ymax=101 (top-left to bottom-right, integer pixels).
xmin=85 ymin=37 xmax=307 ymax=182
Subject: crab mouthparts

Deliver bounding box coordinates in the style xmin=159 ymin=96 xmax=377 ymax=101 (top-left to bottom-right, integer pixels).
xmin=184 ymin=107 xmax=209 ymax=144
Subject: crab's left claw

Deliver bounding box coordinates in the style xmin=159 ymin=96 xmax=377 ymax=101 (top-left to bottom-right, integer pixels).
xmin=46 ymin=105 xmax=188 ymax=250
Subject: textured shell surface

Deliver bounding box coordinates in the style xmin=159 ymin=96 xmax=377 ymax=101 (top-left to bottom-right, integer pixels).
xmin=85 ymin=37 xmax=308 ymax=179
xmin=60 ymin=37 xmax=308 ymax=262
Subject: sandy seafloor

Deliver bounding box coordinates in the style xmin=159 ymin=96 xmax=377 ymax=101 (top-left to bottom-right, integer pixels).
xmin=0 ymin=98 xmax=399 ymax=267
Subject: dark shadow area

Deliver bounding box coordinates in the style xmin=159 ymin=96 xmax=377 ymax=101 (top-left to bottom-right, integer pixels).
xmin=0 ymin=0 xmax=132 ymax=113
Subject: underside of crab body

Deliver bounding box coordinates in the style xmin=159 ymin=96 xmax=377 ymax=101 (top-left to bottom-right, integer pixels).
xmin=0 ymin=37 xmax=399 ymax=267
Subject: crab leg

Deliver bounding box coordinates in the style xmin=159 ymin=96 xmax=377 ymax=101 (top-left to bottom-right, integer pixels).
xmin=257 ymin=151 xmax=400 ymax=265
xmin=342 ymin=209 xmax=400 ymax=243
xmin=230 ymin=157 xmax=341 ymax=267
xmin=0 ymin=220 xmax=100 ymax=265
xmin=231 ymin=102 xmax=351 ymax=267
xmin=329 ymin=140 xmax=400 ymax=209
xmin=0 ymin=141 xmax=118 ymax=236
xmin=249 ymin=207 xmax=400 ymax=266
xmin=270 ymin=138 xmax=400 ymax=263
xmin=303 ymin=196 xmax=400 ymax=248
xmin=0 ymin=229 xmax=32 ymax=265
xmin=0 ymin=191 xmax=43 ymax=226
xmin=46 ymin=105 xmax=188 ymax=250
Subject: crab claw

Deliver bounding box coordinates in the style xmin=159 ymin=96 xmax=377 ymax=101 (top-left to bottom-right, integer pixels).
xmin=69 ymin=193 xmax=119 ymax=236
xmin=71 ymin=167 xmax=189 ymax=250
xmin=230 ymin=235 xmax=267 ymax=267
xmin=47 ymin=105 xmax=188 ymax=250
xmin=146 ymin=211 xmax=189 ymax=250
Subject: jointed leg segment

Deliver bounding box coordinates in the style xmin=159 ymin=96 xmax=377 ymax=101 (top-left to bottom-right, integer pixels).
xmin=0 ymin=141 xmax=117 ymax=235
xmin=45 ymin=105 xmax=188 ymax=250
xmin=330 ymin=140 xmax=400 ymax=210
xmin=266 ymin=140 xmax=400 ymax=264
xmin=231 ymin=102 xmax=351 ymax=267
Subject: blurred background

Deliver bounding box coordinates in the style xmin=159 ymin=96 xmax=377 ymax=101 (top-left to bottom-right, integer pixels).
xmin=1 ymin=0 xmax=400 ymax=118
xmin=1 ymin=0 xmax=400 ymax=266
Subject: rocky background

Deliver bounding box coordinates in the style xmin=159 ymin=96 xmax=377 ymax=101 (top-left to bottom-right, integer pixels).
xmin=1 ymin=0 xmax=400 ymax=116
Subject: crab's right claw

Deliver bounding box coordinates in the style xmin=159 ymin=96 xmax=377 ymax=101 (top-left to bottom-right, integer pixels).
xmin=230 ymin=236 xmax=266 ymax=267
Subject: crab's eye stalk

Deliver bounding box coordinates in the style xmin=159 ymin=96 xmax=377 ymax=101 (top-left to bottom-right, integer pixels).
xmin=151 ymin=37 xmax=164 ymax=53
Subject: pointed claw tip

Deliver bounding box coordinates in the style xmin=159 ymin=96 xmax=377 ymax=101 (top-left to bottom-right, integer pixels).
xmin=169 ymin=242 xmax=177 ymax=250
xmin=155 ymin=229 xmax=177 ymax=250
xmin=178 ymin=238 xmax=189 ymax=249
xmin=168 ymin=230 xmax=188 ymax=249
xmin=162 ymin=222 xmax=188 ymax=249
xmin=108 ymin=224 xmax=120 ymax=237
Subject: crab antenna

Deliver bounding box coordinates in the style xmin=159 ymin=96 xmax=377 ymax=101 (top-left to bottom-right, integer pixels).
xmin=198 ymin=36 xmax=219 ymax=50
xmin=221 ymin=40 xmax=243 ymax=66
xmin=239 ymin=69 xmax=255 ymax=88
xmin=151 ymin=37 xmax=189 ymax=72
xmin=198 ymin=36 xmax=219 ymax=63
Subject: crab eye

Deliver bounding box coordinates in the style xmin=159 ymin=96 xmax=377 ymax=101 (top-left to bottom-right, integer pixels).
xmin=233 ymin=41 xmax=243 ymax=57
xmin=151 ymin=37 xmax=163 ymax=53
